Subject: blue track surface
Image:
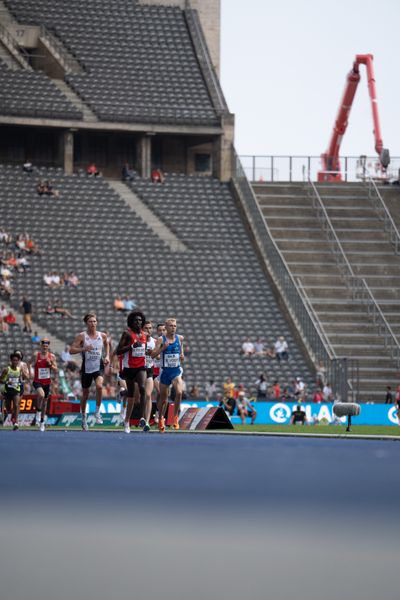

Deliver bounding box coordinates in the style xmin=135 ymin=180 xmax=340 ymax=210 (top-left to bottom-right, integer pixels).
xmin=1 ymin=431 xmax=399 ymax=516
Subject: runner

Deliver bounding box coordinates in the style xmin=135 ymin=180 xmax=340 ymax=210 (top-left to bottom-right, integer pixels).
xmin=115 ymin=310 xmax=148 ymax=434
xmin=70 ymin=312 xmax=110 ymax=431
xmin=110 ymin=350 xmax=128 ymax=422
xmin=29 ymin=338 xmax=58 ymax=432
xmin=0 ymin=352 xmax=27 ymax=430
xmin=143 ymin=320 xmax=156 ymax=426
xmin=152 ymin=317 xmax=184 ymax=433
xmin=152 ymin=323 xmax=165 ymax=424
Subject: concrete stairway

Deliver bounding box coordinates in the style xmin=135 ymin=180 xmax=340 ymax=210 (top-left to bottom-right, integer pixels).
xmin=52 ymin=80 xmax=98 ymax=123
xmin=253 ymin=182 xmax=400 ymax=402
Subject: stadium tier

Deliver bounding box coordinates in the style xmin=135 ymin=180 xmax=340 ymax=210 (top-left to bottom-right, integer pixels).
xmin=4 ymin=0 xmax=218 ymax=125
xmin=0 ymin=165 xmax=314 ymax=394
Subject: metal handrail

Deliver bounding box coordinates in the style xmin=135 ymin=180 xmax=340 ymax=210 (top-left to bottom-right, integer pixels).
xmin=39 ymin=25 xmax=83 ymax=73
xmin=184 ymin=6 xmax=229 ymax=116
xmin=366 ymin=177 xmax=400 ymax=254
xmin=308 ymin=179 xmax=400 ymax=368
xmin=0 ymin=22 xmax=32 ymax=69
xmin=232 ymin=149 xmax=356 ymax=401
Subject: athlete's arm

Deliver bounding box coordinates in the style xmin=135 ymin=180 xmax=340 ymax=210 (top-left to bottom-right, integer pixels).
xmin=70 ymin=333 xmax=85 ymax=354
xmin=50 ymin=354 xmax=58 ymax=373
xmin=0 ymin=368 xmax=8 ymax=383
xmin=20 ymin=362 xmax=30 ymax=381
xmin=179 ymin=335 xmax=184 ymax=363
xmin=115 ymin=331 xmax=132 ymax=356
xmin=150 ymin=336 xmax=167 ymax=358
xmin=101 ymin=332 xmax=110 ymax=365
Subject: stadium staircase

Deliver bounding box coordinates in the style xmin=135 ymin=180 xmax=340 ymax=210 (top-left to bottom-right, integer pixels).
xmin=253 ymin=182 xmax=400 ymax=402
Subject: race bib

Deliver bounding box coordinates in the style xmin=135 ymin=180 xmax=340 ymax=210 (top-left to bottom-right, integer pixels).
xmin=145 ymin=354 xmax=153 ymax=369
xmin=8 ymin=377 xmax=20 ymax=390
xmin=38 ymin=368 xmax=50 ymax=379
xmin=165 ymin=353 xmax=179 ymax=368
xmin=131 ymin=344 xmax=145 ymax=357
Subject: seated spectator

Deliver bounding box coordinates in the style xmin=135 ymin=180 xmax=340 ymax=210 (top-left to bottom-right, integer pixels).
xmin=121 ymin=163 xmax=136 ymax=181
xmin=272 ymin=380 xmax=281 ymax=400
xmin=264 ymin=344 xmax=276 ymax=359
xmin=316 ymin=361 xmax=327 ymax=388
xmin=236 ymin=389 xmax=257 ymax=425
xmin=31 ymin=330 xmax=41 ymax=343
xmin=0 ymin=265 xmax=13 ymax=280
xmin=0 ymin=304 xmax=8 ymax=332
xmin=43 ymin=272 xmax=53 ymax=287
xmin=313 ymin=389 xmax=324 ymax=403
xmin=114 ymin=296 xmax=125 ymax=311
xmin=290 ymin=405 xmax=307 ymax=425
xmin=1 ymin=278 xmax=13 ymax=296
xmin=87 ymin=163 xmax=100 ymax=177
xmin=23 ymin=159 xmax=33 ymax=173
xmin=37 ymin=180 xmax=47 ymax=196
xmin=43 ymin=180 xmax=60 ymax=198
xmin=4 ymin=310 xmax=18 ymax=327
xmin=241 ymin=337 xmax=255 ymax=357
xmin=123 ymin=296 xmax=136 ymax=311
xmin=323 ymin=382 xmax=333 ymax=402
xmin=274 ymin=336 xmax=289 ymax=361
xmin=151 ymin=168 xmax=165 ymax=184
xmin=54 ymin=298 xmax=74 ymax=319
xmin=255 ymin=373 xmax=268 ymax=401
xmin=254 ymin=337 xmax=265 ymax=355
xmin=16 ymin=254 xmax=29 ymax=271
xmin=294 ymin=377 xmax=305 ymax=398
xmin=67 ymin=272 xmax=79 ymax=287
xmin=25 ymin=236 xmax=40 ymax=254
xmin=205 ymin=379 xmax=217 ymax=401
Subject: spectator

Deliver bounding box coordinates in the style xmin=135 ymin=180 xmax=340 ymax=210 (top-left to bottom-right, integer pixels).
xmin=45 ymin=299 xmax=75 ymax=319
xmin=313 ymin=389 xmax=324 ymax=403
xmin=272 ymin=380 xmax=281 ymax=400
xmin=274 ymin=336 xmax=289 ymax=361
xmin=323 ymin=382 xmax=333 ymax=402
xmin=67 ymin=272 xmax=79 ymax=287
xmin=123 ymin=296 xmax=136 ymax=311
xmin=221 ymin=376 xmax=236 ymax=416
xmin=255 ymin=373 xmax=268 ymax=401
xmin=237 ymin=389 xmax=257 ymax=425
xmin=254 ymin=337 xmax=265 ymax=355
xmin=31 ymin=330 xmax=40 ymax=343
xmin=87 ymin=163 xmax=100 ymax=177
xmin=1 ymin=278 xmax=13 ymax=297
xmin=0 ymin=304 xmax=8 ymax=332
xmin=290 ymin=405 xmax=307 ymax=425
xmin=316 ymin=360 xmax=327 ymax=388
xmin=23 ymin=159 xmax=33 ymax=173
xmin=294 ymin=377 xmax=305 ymax=398
xmin=113 ymin=296 xmax=125 ymax=311
xmin=241 ymin=336 xmax=255 ymax=357
xmin=205 ymin=379 xmax=217 ymax=401
xmin=43 ymin=180 xmax=60 ymax=198
xmin=385 ymin=386 xmax=393 ymax=404
xmin=189 ymin=385 xmax=200 ymax=399
xmin=36 ymin=180 xmax=47 ymax=196
xmin=121 ymin=163 xmax=136 ymax=181
xmin=20 ymin=296 xmax=33 ymax=332
xmin=151 ymin=168 xmax=165 ymax=184
xmin=4 ymin=310 xmax=18 ymax=327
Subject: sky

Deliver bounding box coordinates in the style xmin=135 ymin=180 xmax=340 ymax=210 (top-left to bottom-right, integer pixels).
xmin=220 ymin=0 xmax=400 ymax=159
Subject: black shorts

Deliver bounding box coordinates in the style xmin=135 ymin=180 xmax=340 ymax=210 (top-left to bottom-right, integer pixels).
xmin=33 ymin=382 xmax=51 ymax=397
xmin=3 ymin=389 xmax=20 ymax=401
xmin=146 ymin=367 xmax=154 ymax=379
xmin=81 ymin=370 xmax=104 ymax=389
xmin=123 ymin=367 xmax=146 ymax=396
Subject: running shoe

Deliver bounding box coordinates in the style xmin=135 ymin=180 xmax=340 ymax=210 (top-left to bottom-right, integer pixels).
xmin=13 ymin=423 xmax=19 ymax=431
xmin=81 ymin=415 xmax=88 ymax=431
xmin=36 ymin=412 xmax=41 ymax=427
xmin=139 ymin=417 xmax=146 ymax=428
xmin=95 ymin=412 xmax=103 ymax=425
xmin=124 ymin=422 xmax=130 ymax=434
xmin=39 ymin=421 xmax=45 ymax=432
xmin=172 ymin=416 xmax=180 ymax=430
xmin=143 ymin=421 xmax=150 ymax=432
xmin=158 ymin=416 xmax=165 ymax=433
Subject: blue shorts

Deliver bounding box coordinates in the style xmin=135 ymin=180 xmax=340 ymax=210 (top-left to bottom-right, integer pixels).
xmin=160 ymin=367 xmax=183 ymax=387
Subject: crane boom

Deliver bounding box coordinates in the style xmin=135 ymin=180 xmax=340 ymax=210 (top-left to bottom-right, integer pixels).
xmin=318 ymin=54 xmax=390 ymax=182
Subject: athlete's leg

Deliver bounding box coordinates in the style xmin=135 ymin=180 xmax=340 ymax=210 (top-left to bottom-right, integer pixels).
xmin=135 ymin=370 xmax=147 ymax=421
xmin=40 ymin=388 xmax=50 ymax=425
xmin=158 ymin=383 xmax=169 ymax=432
xmin=94 ymin=375 xmax=104 ymax=423
xmin=12 ymin=394 xmax=21 ymax=429
xmin=172 ymin=376 xmax=183 ymax=418
xmin=145 ymin=376 xmax=154 ymax=423
xmin=35 ymin=386 xmax=45 ymax=425
xmin=124 ymin=377 xmax=136 ymax=430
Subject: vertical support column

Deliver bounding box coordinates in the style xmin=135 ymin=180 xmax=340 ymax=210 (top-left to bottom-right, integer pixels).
xmin=137 ymin=135 xmax=152 ymax=179
xmin=213 ymin=113 xmax=235 ymax=182
xmin=63 ymin=129 xmax=74 ymax=175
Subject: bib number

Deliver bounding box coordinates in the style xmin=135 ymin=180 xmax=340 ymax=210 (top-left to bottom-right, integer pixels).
xmin=131 ymin=344 xmax=145 ymax=357
xmin=38 ymin=368 xmax=50 ymax=379
xmin=165 ymin=353 xmax=179 ymax=368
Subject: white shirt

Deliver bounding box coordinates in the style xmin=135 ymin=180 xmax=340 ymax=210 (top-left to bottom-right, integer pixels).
xmin=242 ymin=341 xmax=254 ymax=354
xmin=83 ymin=332 xmax=103 ymax=373
xmin=274 ymin=339 xmax=288 ymax=353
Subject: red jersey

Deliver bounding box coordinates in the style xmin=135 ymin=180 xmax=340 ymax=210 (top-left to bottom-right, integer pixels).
xmin=122 ymin=330 xmax=146 ymax=369
xmin=34 ymin=352 xmax=55 ymax=385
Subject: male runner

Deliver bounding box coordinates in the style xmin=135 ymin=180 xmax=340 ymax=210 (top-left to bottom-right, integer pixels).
xmin=29 ymin=338 xmax=58 ymax=432
xmin=110 ymin=350 xmax=128 ymax=421
xmin=70 ymin=313 xmax=110 ymax=431
xmin=152 ymin=317 xmax=184 ymax=432
xmin=0 ymin=352 xmax=27 ymax=430
xmin=143 ymin=320 xmax=156 ymax=426
xmin=115 ymin=310 xmax=148 ymax=434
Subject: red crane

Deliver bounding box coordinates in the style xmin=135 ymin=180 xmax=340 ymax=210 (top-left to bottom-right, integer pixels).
xmin=317 ymin=54 xmax=390 ymax=182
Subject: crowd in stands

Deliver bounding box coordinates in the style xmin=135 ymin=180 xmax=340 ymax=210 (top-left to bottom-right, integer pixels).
xmin=113 ymin=295 xmax=137 ymax=312
xmin=240 ymin=335 xmax=289 ymax=360
xmin=37 ymin=180 xmax=60 ymax=198
xmin=0 ymin=231 xmax=40 ymax=297
xmin=43 ymin=271 xmax=79 ymax=288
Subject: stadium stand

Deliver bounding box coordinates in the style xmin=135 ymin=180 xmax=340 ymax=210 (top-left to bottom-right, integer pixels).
xmin=4 ymin=0 xmax=218 ymax=125
xmin=0 ymin=165 xmax=314 ymax=395
xmin=0 ymin=63 xmax=83 ymax=120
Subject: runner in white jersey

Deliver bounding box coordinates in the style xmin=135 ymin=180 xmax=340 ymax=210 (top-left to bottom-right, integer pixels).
xmin=152 ymin=323 xmax=165 ymax=424
xmin=70 ymin=312 xmax=110 ymax=430
xmin=143 ymin=321 xmax=156 ymax=426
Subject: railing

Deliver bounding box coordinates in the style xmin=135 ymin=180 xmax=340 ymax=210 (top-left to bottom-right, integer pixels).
xmin=240 ymin=154 xmax=400 ymax=183
xmin=232 ymin=149 xmax=358 ymax=401
xmin=39 ymin=25 xmax=83 ymax=74
xmin=0 ymin=22 xmax=32 ymax=70
xmin=308 ymin=179 xmax=400 ymax=369
xmin=366 ymin=177 xmax=400 ymax=255
xmin=185 ymin=6 xmax=229 ymax=116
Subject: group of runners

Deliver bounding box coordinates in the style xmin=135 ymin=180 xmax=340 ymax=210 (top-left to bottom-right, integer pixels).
xmin=0 ymin=310 xmax=185 ymax=433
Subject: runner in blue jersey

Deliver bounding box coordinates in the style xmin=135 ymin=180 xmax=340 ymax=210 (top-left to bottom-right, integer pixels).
xmin=152 ymin=317 xmax=184 ymax=432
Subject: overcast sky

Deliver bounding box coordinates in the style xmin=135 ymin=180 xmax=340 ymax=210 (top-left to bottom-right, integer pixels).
xmin=220 ymin=0 xmax=400 ymax=159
